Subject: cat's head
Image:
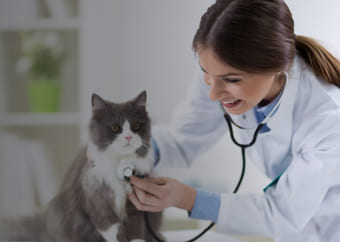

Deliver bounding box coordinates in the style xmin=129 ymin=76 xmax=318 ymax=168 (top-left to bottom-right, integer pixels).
xmin=89 ymin=91 xmax=151 ymax=157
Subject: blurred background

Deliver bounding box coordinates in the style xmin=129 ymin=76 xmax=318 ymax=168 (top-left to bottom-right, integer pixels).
xmin=0 ymin=0 xmax=339 ymax=238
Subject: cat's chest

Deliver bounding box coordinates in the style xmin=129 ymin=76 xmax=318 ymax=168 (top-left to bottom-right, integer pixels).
xmin=90 ymin=156 xmax=119 ymax=183
xmin=84 ymin=156 xmax=130 ymax=217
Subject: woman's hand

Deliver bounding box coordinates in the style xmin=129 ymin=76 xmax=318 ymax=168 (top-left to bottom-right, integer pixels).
xmin=128 ymin=176 xmax=196 ymax=213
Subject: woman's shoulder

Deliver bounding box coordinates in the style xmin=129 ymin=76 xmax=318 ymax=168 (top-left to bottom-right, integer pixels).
xmin=293 ymin=55 xmax=340 ymax=111
xmin=290 ymin=56 xmax=340 ymax=140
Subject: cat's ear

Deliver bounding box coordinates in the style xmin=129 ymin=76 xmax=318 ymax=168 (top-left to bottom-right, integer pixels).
xmin=91 ymin=93 xmax=106 ymax=113
xmin=133 ymin=90 xmax=147 ymax=108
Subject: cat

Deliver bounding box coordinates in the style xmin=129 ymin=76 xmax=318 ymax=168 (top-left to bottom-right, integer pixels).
xmin=0 ymin=91 xmax=163 ymax=242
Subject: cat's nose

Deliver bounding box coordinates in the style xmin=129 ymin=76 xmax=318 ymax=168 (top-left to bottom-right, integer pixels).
xmin=125 ymin=136 xmax=132 ymax=142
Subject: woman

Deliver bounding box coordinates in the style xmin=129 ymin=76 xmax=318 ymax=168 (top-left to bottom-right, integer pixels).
xmin=128 ymin=0 xmax=340 ymax=241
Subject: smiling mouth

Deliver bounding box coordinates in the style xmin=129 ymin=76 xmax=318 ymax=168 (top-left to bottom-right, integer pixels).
xmin=222 ymin=100 xmax=238 ymax=104
xmin=221 ymin=99 xmax=241 ymax=108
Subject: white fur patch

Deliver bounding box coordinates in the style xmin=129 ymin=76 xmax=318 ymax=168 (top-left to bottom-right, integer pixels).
xmin=84 ymin=119 xmax=154 ymax=218
xmin=130 ymin=240 xmax=146 ymax=242
xmin=84 ymin=143 xmax=127 ymax=218
xmin=99 ymin=223 xmax=119 ymax=242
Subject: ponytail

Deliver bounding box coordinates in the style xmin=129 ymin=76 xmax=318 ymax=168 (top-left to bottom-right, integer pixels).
xmin=295 ymin=35 xmax=340 ymax=88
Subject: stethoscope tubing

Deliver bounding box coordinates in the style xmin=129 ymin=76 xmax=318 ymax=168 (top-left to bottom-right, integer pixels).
xmin=224 ymin=114 xmax=264 ymax=148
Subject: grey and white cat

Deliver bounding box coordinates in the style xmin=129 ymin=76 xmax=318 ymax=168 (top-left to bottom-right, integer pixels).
xmin=0 ymin=91 xmax=163 ymax=242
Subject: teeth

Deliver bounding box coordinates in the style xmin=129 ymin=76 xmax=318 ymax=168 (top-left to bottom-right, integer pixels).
xmin=223 ymin=100 xmax=237 ymax=104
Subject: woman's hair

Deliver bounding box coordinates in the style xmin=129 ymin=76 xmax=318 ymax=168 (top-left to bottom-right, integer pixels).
xmin=295 ymin=36 xmax=340 ymax=87
xmin=193 ymin=0 xmax=340 ymax=87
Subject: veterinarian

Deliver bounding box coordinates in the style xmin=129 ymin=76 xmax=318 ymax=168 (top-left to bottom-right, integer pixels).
xmin=128 ymin=0 xmax=340 ymax=241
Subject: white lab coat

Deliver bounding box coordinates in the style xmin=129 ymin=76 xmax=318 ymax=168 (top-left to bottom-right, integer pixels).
xmin=152 ymin=55 xmax=340 ymax=242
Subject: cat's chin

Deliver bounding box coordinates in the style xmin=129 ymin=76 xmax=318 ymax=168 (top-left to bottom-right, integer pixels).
xmin=117 ymin=146 xmax=139 ymax=156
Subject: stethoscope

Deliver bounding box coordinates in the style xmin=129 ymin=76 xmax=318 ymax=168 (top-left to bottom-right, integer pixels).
xmin=146 ymin=72 xmax=289 ymax=242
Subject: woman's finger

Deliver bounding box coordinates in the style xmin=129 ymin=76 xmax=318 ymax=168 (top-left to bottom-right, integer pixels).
xmin=133 ymin=186 xmax=161 ymax=207
xmin=144 ymin=176 xmax=168 ymax=185
xmin=129 ymin=176 xmax=165 ymax=197
xmin=128 ymin=190 xmax=162 ymax=212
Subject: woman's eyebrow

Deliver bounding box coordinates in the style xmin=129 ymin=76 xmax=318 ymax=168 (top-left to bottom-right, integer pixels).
xmin=217 ymin=73 xmax=242 ymax=78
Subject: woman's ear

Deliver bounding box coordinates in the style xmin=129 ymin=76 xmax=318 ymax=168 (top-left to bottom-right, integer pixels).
xmin=275 ymin=71 xmax=288 ymax=86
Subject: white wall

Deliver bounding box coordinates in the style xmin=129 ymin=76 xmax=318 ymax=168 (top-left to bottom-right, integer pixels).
xmin=119 ymin=0 xmax=215 ymax=124
xmin=80 ymin=0 xmax=124 ymax=142
xmin=286 ymin=0 xmax=340 ymax=58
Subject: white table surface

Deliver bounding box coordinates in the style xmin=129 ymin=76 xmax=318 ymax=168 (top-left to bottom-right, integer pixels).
xmin=0 ymin=230 xmax=246 ymax=242
xmin=164 ymin=230 xmax=246 ymax=242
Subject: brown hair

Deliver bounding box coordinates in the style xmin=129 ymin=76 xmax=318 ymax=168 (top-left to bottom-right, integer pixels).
xmin=193 ymin=0 xmax=340 ymax=87
xmin=295 ymin=35 xmax=340 ymax=87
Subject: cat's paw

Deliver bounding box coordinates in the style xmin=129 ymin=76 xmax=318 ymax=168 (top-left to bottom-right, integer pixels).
xmin=99 ymin=224 xmax=119 ymax=242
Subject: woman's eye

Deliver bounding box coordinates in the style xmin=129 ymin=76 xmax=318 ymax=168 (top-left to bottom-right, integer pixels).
xmin=223 ymin=78 xmax=241 ymax=83
xmin=132 ymin=122 xmax=141 ymax=131
xmin=111 ymin=124 xmax=120 ymax=133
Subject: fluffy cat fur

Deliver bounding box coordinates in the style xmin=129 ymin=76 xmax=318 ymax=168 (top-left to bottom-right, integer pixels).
xmin=0 ymin=91 xmax=163 ymax=242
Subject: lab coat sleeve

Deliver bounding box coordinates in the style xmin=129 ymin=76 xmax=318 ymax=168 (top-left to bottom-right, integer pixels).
xmin=216 ymin=111 xmax=340 ymax=237
xmin=152 ymin=70 xmax=227 ymax=168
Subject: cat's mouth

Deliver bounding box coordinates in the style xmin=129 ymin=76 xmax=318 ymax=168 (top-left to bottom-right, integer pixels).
xmin=121 ymin=143 xmax=136 ymax=152
xmin=123 ymin=141 xmax=138 ymax=148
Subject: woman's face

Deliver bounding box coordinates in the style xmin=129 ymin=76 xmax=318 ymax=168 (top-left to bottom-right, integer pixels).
xmin=198 ymin=48 xmax=283 ymax=115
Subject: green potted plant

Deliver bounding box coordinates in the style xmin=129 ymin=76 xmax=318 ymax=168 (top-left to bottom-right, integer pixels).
xmin=16 ymin=32 xmax=65 ymax=112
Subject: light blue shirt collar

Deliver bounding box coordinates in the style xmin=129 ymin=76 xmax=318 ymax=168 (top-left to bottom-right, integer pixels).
xmin=254 ymin=88 xmax=283 ymax=133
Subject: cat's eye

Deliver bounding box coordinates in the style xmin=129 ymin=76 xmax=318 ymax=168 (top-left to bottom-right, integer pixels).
xmin=132 ymin=122 xmax=141 ymax=131
xmin=111 ymin=124 xmax=120 ymax=133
